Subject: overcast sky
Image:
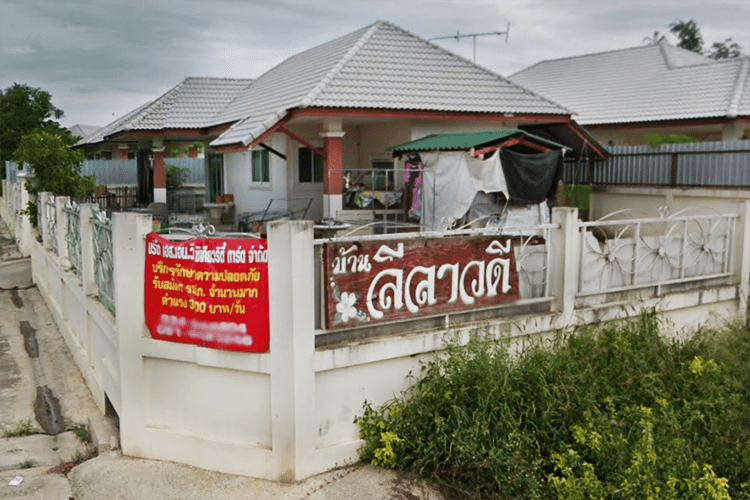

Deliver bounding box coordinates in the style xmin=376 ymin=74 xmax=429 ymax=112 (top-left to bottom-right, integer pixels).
xmin=2 ymin=0 xmax=749 ymax=128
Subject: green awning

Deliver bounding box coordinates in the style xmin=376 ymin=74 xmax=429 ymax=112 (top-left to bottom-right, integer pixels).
xmin=389 ymin=128 xmax=566 ymax=154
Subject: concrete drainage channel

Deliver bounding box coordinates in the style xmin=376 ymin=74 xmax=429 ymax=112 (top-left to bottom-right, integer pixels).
xmin=14 ymin=294 xmax=64 ymax=436
xmin=1 ymin=285 xmax=114 ymax=499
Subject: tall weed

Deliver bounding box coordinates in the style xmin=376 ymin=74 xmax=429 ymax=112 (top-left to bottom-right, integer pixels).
xmin=356 ymin=311 xmax=750 ymax=499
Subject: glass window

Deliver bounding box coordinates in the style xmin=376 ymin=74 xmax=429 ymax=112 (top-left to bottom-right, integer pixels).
xmin=298 ymin=147 xmax=323 ymax=183
xmin=251 ymin=149 xmax=270 ymax=183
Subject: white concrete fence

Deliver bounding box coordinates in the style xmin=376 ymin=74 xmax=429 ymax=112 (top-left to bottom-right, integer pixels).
xmin=1 ymin=184 xmax=749 ymax=481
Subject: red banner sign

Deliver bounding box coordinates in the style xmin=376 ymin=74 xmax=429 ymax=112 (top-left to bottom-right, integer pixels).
xmin=144 ymin=234 xmax=269 ymax=352
xmin=323 ymin=236 xmax=520 ymax=329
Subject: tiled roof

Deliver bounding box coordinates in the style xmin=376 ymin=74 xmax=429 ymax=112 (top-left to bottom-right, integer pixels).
xmin=78 ymin=101 xmax=154 ymax=145
xmin=78 ymin=77 xmax=254 ymax=145
xmin=509 ymin=41 xmax=750 ymax=125
xmin=68 ymin=124 xmax=101 ymax=142
xmin=211 ymin=20 xmax=569 ymax=147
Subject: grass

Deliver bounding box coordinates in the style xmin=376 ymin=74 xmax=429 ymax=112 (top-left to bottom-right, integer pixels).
xmin=356 ymin=311 xmax=750 ymax=499
xmin=75 ymin=425 xmax=90 ymax=443
xmin=2 ymin=420 xmax=35 ymax=438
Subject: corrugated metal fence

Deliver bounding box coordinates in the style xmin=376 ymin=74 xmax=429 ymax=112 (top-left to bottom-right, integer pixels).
xmin=563 ymin=140 xmax=750 ymax=188
xmin=82 ymin=159 xmax=137 ymax=185
xmin=82 ymin=157 xmax=206 ymax=186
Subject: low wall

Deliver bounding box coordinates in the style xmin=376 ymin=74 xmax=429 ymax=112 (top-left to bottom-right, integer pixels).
xmin=2 ymin=194 xmax=749 ymax=482
xmin=591 ymin=185 xmax=750 ymax=220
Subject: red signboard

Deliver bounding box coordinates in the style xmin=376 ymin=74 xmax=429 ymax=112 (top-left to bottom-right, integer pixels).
xmin=323 ymin=236 xmax=520 ymax=329
xmin=144 ymin=233 xmax=269 ymax=352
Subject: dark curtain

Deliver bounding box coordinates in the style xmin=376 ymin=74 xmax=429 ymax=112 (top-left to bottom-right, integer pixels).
xmin=500 ymin=148 xmax=563 ymax=203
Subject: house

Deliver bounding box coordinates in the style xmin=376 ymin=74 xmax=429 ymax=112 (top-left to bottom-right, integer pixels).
xmin=510 ymin=40 xmax=750 ymax=146
xmin=79 ymin=20 xmax=606 ymax=222
xmin=76 ymin=78 xmax=255 ymax=203
xmin=67 ymin=124 xmax=101 ymax=143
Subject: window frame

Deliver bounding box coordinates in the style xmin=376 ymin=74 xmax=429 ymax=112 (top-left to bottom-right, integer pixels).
xmin=298 ymin=147 xmax=324 ymax=184
xmin=250 ymin=148 xmax=270 ymax=184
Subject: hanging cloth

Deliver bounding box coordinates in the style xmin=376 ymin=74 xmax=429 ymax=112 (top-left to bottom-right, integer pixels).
xmin=420 ymin=150 xmax=509 ymax=231
xmin=499 ymin=148 xmax=563 ymax=203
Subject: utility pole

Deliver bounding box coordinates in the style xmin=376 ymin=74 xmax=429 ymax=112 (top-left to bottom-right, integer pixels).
xmin=429 ymin=22 xmax=510 ymax=63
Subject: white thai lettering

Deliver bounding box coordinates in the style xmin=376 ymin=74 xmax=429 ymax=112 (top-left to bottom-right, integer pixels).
xmin=366 ymin=269 xmax=403 ymax=319
xmin=405 ymin=266 xmax=436 ymax=313
xmin=437 ymin=263 xmax=460 ymax=303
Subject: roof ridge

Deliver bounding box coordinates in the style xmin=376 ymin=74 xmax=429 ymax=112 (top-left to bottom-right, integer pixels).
xmin=658 ymin=40 xmax=677 ymax=69
xmin=127 ymin=79 xmax=187 ymax=129
xmin=382 ymin=21 xmax=572 ymax=114
xmin=727 ymin=56 xmax=750 ymax=118
xmin=511 ymin=44 xmax=663 ymax=77
xmin=298 ymin=21 xmax=382 ymax=108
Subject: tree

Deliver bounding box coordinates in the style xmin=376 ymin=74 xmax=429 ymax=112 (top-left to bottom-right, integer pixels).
xmin=661 ymin=19 xmax=743 ymax=59
xmin=0 ymin=83 xmax=75 ymax=167
xmin=643 ymin=31 xmax=666 ymax=45
xmin=707 ymin=38 xmax=742 ymax=59
xmin=15 ymin=131 xmax=94 ymax=225
xmin=669 ymin=19 xmax=704 ymax=53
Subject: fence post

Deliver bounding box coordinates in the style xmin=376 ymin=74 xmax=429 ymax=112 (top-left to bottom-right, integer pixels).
xmin=79 ymin=204 xmax=98 ymax=295
xmin=736 ymin=201 xmax=750 ymax=314
xmin=550 ymin=207 xmax=579 ymax=322
xmin=266 ymin=220 xmax=316 ymax=480
xmin=112 ymin=212 xmax=152 ymax=457
xmin=55 ymin=196 xmax=70 ymax=265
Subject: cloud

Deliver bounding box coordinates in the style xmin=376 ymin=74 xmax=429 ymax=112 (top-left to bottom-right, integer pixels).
xmin=1 ymin=0 xmax=748 ymax=127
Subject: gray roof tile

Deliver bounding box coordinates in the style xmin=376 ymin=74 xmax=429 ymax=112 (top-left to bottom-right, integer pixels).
xmin=78 ymin=77 xmax=254 ymax=145
xmin=211 ymin=21 xmax=568 ymax=147
xmin=510 ymin=41 xmax=750 ymax=125
xmin=81 ymin=21 xmax=570 ymax=149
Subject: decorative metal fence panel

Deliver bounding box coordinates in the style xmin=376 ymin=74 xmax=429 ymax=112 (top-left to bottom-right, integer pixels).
xmin=46 ymin=195 xmax=58 ymax=255
xmin=563 ymin=140 xmax=750 ymax=188
xmin=577 ymin=212 xmax=737 ymax=296
xmin=91 ymin=210 xmax=115 ymax=315
xmin=64 ymin=201 xmax=82 ymax=279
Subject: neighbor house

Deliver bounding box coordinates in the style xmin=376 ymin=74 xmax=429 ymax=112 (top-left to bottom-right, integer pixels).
xmin=510 ymin=40 xmax=750 ymax=146
xmin=79 ymin=20 xmax=606 ymax=222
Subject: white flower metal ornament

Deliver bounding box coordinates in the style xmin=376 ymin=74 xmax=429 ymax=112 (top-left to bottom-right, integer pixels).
xmin=336 ymin=292 xmax=358 ymax=322
xmin=330 ymin=281 xmax=370 ymax=325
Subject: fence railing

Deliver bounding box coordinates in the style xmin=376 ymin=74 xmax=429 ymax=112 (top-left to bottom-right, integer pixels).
xmin=64 ymin=201 xmax=83 ymax=279
xmin=83 ymin=185 xmax=138 ymax=213
xmin=331 ymin=165 xmax=550 ymax=235
xmin=577 ymin=212 xmax=738 ymax=296
xmin=46 ymin=195 xmax=58 ymax=255
xmin=91 ymin=210 xmax=115 ymax=315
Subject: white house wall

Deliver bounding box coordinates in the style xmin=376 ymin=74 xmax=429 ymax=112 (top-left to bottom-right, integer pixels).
xmin=224 ymin=134 xmax=289 ymax=218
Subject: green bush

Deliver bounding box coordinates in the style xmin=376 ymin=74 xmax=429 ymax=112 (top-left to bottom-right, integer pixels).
xmin=563 ymin=184 xmax=592 ymax=211
xmin=166 ymin=164 xmax=189 ymax=192
xmin=356 ymin=311 xmax=750 ymax=499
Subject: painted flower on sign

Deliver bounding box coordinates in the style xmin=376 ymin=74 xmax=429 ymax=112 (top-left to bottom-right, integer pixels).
xmin=336 ymin=292 xmax=357 ymax=322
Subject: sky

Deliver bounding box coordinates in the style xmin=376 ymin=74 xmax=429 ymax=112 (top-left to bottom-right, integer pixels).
xmin=2 ymin=0 xmax=749 ymax=129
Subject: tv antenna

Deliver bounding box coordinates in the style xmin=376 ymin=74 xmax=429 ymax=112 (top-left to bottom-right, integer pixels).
xmin=429 ymin=22 xmax=510 ymax=63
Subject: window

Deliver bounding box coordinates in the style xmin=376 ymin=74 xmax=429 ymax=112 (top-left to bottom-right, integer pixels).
xmin=298 ymin=147 xmax=323 ymax=183
xmin=251 ymin=149 xmax=269 ymax=183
